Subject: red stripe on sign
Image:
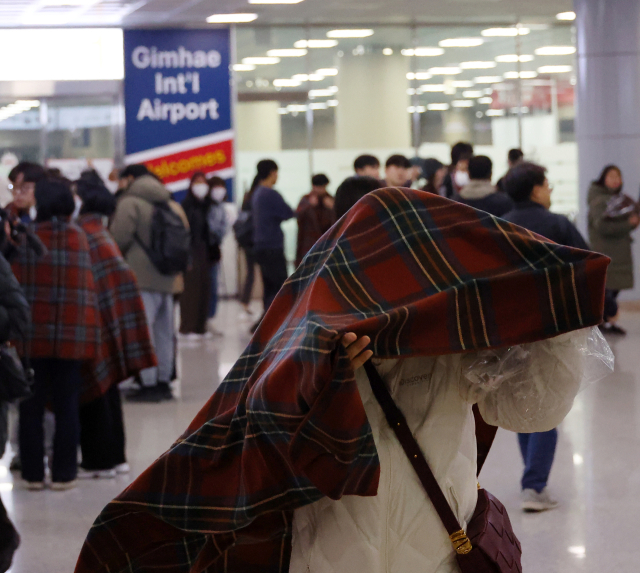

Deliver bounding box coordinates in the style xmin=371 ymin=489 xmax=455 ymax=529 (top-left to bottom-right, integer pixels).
xmin=143 ymin=139 xmax=233 ymax=185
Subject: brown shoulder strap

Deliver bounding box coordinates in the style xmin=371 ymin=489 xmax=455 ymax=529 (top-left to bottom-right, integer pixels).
xmin=363 ymin=360 xmax=462 ymax=536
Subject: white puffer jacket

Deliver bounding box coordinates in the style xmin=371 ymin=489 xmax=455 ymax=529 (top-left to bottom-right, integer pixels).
xmin=290 ymin=331 xmax=587 ymax=573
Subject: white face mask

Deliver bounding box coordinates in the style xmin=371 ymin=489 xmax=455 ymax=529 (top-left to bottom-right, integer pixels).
xmin=454 ymin=170 xmax=470 ymax=188
xmin=29 ymin=206 xmax=37 ymax=222
xmin=191 ymin=183 xmax=210 ymax=199
xmin=211 ymin=186 xmax=227 ymax=203
xmin=73 ymin=195 xmax=82 ymax=219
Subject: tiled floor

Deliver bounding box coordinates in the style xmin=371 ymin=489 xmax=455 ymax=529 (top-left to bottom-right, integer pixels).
xmin=1 ymin=300 xmax=638 ymax=572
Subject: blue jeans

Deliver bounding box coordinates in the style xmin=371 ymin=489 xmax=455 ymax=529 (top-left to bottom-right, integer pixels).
xmin=140 ymin=291 xmax=175 ymax=386
xmin=518 ymin=429 xmax=558 ymax=493
xmin=208 ymin=263 xmax=219 ymax=319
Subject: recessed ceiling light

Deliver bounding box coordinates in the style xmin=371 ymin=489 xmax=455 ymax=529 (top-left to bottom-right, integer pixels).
xmin=327 ymin=29 xmax=374 ymax=39
xmin=273 ymin=79 xmax=302 ymax=87
xmin=427 ymin=103 xmax=450 ymax=111
xmin=294 ymin=40 xmax=338 ymax=48
xmin=478 ymin=97 xmax=493 ymax=104
xmin=535 ymin=46 xmax=576 ymax=56
xmin=439 ymin=38 xmax=483 ymax=48
xmin=266 ymin=49 xmax=307 ymax=57
xmin=538 ymin=65 xmax=573 ymax=73
xmin=383 ymin=48 xmax=394 ymax=56
xmin=460 ymin=61 xmax=496 ymax=70
xmin=486 ymin=109 xmax=505 ymax=116
xmin=452 ymin=100 xmax=474 ymax=107
xmin=495 ymin=54 xmax=535 ymax=63
xmin=206 ymin=13 xmax=258 ymax=23
xmin=481 ymin=27 xmax=530 ymax=37
xmin=474 ymin=76 xmax=503 ymax=84
xmin=242 ymin=57 xmax=280 ymax=65
xmin=504 ymin=71 xmax=538 ymax=79
xmin=317 ymin=68 xmax=338 ymax=76
xmin=233 ymin=64 xmax=256 ymax=72
xmin=452 ymin=80 xmax=474 ymax=88
xmin=462 ymin=90 xmax=483 ymax=98
xmin=556 ymin=11 xmax=576 ymax=21
xmin=429 ymin=67 xmax=462 ymax=75
xmin=420 ymin=84 xmax=446 ymax=92
xmin=309 ymin=89 xmax=336 ymax=97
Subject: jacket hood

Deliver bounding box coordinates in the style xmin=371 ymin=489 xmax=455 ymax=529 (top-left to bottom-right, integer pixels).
xmin=126 ymin=175 xmax=171 ymax=204
xmin=459 ymin=179 xmax=496 ymax=200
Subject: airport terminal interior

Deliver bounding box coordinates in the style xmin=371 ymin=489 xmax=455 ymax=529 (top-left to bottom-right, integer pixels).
xmin=1 ymin=0 xmax=640 ymax=572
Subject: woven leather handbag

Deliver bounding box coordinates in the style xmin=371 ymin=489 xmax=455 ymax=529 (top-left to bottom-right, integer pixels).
xmin=364 ymin=361 xmax=522 ymax=573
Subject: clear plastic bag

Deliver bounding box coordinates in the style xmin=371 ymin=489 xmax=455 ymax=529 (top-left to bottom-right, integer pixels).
xmin=460 ymin=327 xmax=614 ymax=430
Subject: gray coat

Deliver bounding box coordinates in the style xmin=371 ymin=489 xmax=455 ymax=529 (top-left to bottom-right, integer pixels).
xmin=110 ymin=175 xmax=189 ymax=294
xmin=588 ymin=182 xmax=635 ymax=291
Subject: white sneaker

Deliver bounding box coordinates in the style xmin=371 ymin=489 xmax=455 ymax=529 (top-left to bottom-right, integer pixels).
xmin=114 ymin=463 xmax=130 ymax=475
xmin=522 ymin=488 xmax=558 ymax=512
xmin=24 ymin=480 xmax=45 ymax=491
xmin=206 ymin=319 xmax=224 ymax=337
xmin=78 ymin=468 xmax=117 ymax=480
xmin=51 ymin=480 xmax=78 ymax=491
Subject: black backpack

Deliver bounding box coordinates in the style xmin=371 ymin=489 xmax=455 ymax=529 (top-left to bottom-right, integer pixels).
xmin=233 ymin=210 xmax=254 ymax=248
xmin=137 ymin=202 xmax=191 ymax=276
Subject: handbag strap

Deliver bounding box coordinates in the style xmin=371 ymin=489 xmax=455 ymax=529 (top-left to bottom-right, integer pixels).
xmin=363 ymin=360 xmax=473 ymax=555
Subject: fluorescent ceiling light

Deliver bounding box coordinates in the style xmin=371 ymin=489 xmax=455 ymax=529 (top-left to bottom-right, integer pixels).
xmin=207 ymin=13 xmax=258 ymax=23
xmin=429 ymin=67 xmax=461 ymax=75
xmin=403 ymin=47 xmax=445 ymax=57
xmin=481 ymin=27 xmax=530 ymax=37
xmin=407 ymin=88 xmax=417 ymax=95
xmin=309 ymin=89 xmax=335 ymax=97
xmin=310 ymin=103 xmax=328 ymax=110
xmin=452 ymin=80 xmax=474 ymax=88
xmin=504 ymin=71 xmax=538 ymax=79
xmin=439 ymin=38 xmax=483 ymax=48
xmin=538 ymin=65 xmax=573 ymax=73
xmin=242 ymin=57 xmax=280 ymax=65
xmin=233 ymin=64 xmax=256 ymax=72
xmin=463 ymin=90 xmax=484 ymax=98
xmin=287 ymin=104 xmax=308 ymax=112
xmin=452 ymin=100 xmax=474 ymax=108
xmin=460 ymin=61 xmax=496 ymax=70
xmin=328 ymin=86 xmax=339 ymax=93
xmin=495 ymin=54 xmax=535 ymax=63
xmin=317 ymin=68 xmax=338 ymax=76
xmin=407 ymin=72 xmax=432 ymax=80
xmin=474 ymin=76 xmax=503 ymax=84
xmin=486 ymin=109 xmax=505 ymax=116
xmin=267 ymin=49 xmax=307 ymax=57
xmin=383 ymin=48 xmax=393 ymax=56
xmin=428 ymin=103 xmax=450 ymax=111
xmin=420 ymin=84 xmax=446 ymax=92
xmin=308 ymin=74 xmax=324 ymax=81
xmin=535 ymin=46 xmax=576 ymax=56
xmin=294 ymin=40 xmax=338 ymax=48
xmin=557 ymin=11 xmax=576 ymax=21
xmin=273 ymin=79 xmax=302 ymax=87
xmin=278 ymin=108 xmax=288 ymax=115
xmin=292 ymin=74 xmax=309 ymax=81
xmin=478 ymin=97 xmax=493 ymax=104
xmin=327 ymin=29 xmax=374 ymax=39
xmin=327 ymin=100 xmax=339 ymax=107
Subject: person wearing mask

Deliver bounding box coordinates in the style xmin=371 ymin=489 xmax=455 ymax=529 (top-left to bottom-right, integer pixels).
xmin=110 ymin=165 xmax=189 ymax=402
xmin=180 ymin=172 xmax=216 ymax=340
xmin=11 ymin=178 xmax=100 ymax=491
xmin=442 ymin=142 xmax=473 ymax=199
xmin=206 ymin=176 xmax=229 ymax=335
xmin=353 ymin=154 xmax=381 ymax=179
xmin=75 ymin=178 xmax=156 ymax=479
xmin=384 ymin=154 xmax=412 ymax=188
xmin=251 ymin=160 xmax=294 ymax=328
xmin=296 ymin=174 xmax=336 ymax=267
xmin=0 ymin=218 xmax=30 ymax=572
xmin=502 ymin=162 xmax=589 ymax=512
xmin=588 ymin=165 xmax=639 ymax=335
xmin=455 ymin=155 xmax=514 ymax=217
xmin=497 ymin=148 xmax=524 ymax=193
xmin=421 ymin=158 xmax=447 ymax=196
xmin=334 ymin=176 xmax=382 ymax=219
xmin=6 ymin=162 xmax=46 ymax=224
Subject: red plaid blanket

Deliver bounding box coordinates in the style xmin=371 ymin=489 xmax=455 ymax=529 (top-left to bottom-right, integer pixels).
xmin=78 ymin=215 xmax=157 ymax=404
xmin=76 ymin=189 xmax=608 ymax=573
xmin=12 ymin=219 xmax=100 ymax=361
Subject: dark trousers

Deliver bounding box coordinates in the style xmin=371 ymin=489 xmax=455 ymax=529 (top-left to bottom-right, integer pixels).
xmin=518 ymin=429 xmax=558 ymax=493
xmin=604 ymin=289 xmax=620 ymax=322
xmin=240 ymin=247 xmax=256 ymax=306
xmin=254 ymin=248 xmax=288 ymax=311
xmin=79 ymin=385 xmax=126 ymax=471
xmin=19 ymin=358 xmax=82 ymax=483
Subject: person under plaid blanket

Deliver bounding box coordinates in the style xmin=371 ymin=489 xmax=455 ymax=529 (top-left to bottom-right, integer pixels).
xmin=75 ymin=188 xmax=609 ymax=573
xmin=76 ymin=176 xmax=157 ymax=477
xmin=12 ymin=178 xmax=100 ymax=490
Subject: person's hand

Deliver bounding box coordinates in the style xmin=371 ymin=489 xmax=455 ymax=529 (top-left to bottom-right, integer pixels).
xmin=322 ymin=195 xmax=335 ymax=210
xmin=308 ymin=194 xmax=319 ymax=208
xmin=630 ymin=213 xmax=640 ymax=228
xmin=342 ymin=333 xmax=373 ymax=371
